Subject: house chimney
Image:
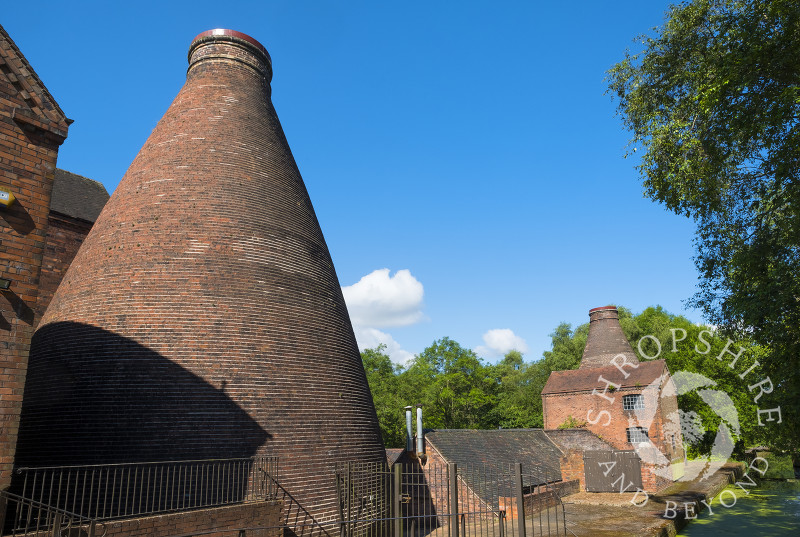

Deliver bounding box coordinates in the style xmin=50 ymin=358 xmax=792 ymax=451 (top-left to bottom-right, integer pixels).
xmin=579 ymin=306 xmax=639 ymax=369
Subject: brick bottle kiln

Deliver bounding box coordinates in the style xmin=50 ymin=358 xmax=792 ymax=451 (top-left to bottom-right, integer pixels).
xmin=15 ymin=29 xmax=385 ymax=526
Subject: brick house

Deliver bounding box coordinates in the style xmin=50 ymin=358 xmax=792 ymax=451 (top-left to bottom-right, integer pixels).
xmin=1 ymin=22 xmax=111 ymax=493
xmin=0 ymin=23 xmax=72 ymax=490
xmin=541 ymin=306 xmax=685 ymax=492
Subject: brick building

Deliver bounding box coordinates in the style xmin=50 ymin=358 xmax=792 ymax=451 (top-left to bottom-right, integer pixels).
xmin=14 ymin=28 xmax=385 ymax=533
xmin=35 ymin=169 xmax=109 ymax=323
xmin=0 ymin=24 xmax=72 ymax=491
xmin=389 ymin=427 xmax=612 ymax=527
xmin=541 ymin=306 xmax=685 ymax=492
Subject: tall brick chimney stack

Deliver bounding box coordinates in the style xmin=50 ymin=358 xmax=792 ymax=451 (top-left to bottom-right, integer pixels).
xmin=17 ymin=29 xmax=384 ymax=524
xmin=578 ymin=306 xmax=639 ymax=369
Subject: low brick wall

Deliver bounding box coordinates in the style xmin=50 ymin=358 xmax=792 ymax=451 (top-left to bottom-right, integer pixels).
xmin=499 ymin=479 xmax=579 ymax=517
xmin=559 ymin=450 xmax=586 ymax=491
xmin=100 ymin=500 xmax=282 ymax=537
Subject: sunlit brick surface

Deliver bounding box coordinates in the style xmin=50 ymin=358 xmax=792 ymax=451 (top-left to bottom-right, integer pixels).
xmin=16 ymin=30 xmax=384 ymax=527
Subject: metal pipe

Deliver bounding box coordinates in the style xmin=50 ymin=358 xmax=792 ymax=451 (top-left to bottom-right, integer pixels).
xmin=405 ymin=407 xmax=414 ymax=453
xmin=416 ymin=406 xmax=424 ymax=454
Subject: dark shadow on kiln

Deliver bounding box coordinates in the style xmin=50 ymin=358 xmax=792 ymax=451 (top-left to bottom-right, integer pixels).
xmin=12 ymin=322 xmax=270 ymax=514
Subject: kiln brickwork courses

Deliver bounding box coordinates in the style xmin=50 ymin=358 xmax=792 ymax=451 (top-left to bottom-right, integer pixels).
xmin=0 ymin=24 xmax=70 ymax=490
xmin=16 ymin=28 xmax=385 ymax=527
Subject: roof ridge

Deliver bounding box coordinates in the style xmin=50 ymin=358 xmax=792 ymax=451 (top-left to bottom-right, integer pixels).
xmin=0 ymin=23 xmax=70 ymax=126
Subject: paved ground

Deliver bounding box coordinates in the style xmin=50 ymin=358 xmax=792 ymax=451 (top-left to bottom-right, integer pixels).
xmin=561 ymin=462 xmax=745 ymax=537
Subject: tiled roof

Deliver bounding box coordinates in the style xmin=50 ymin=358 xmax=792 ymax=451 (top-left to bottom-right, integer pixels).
xmin=544 ymin=428 xmax=614 ymax=452
xmin=50 ymin=169 xmax=109 ymax=222
xmin=425 ymin=429 xmax=564 ymax=486
xmin=0 ymin=24 xmax=70 ymax=126
xmin=386 ymin=448 xmax=405 ymax=465
xmin=542 ymin=359 xmax=667 ymax=395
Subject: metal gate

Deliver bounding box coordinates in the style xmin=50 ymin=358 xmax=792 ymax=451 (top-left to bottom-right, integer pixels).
xmin=582 ymin=451 xmax=642 ymax=493
xmin=335 ymin=460 xmax=569 ymax=537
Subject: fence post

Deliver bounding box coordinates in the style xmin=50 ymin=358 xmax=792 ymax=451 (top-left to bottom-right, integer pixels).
xmin=346 ymin=462 xmax=352 ymax=537
xmin=514 ymin=463 xmax=526 ymax=537
xmin=393 ymin=464 xmax=402 ymax=537
xmin=336 ymin=471 xmax=346 ymax=537
xmin=50 ymin=513 xmax=62 ymax=537
xmin=448 ymin=463 xmax=459 ymax=537
xmin=0 ymin=492 xmax=7 ymax=533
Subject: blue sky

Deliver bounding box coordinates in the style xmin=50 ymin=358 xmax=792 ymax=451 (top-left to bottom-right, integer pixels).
xmin=4 ymin=1 xmax=702 ymax=364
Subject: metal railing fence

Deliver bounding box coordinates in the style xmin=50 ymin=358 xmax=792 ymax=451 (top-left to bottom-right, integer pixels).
xmin=12 ymin=455 xmax=278 ymax=521
xmin=335 ymin=459 xmax=568 ymax=537
xmin=0 ymin=490 xmax=105 ymax=537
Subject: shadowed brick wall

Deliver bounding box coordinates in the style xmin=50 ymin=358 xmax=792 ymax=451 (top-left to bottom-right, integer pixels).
xmin=15 ymin=28 xmax=384 ymax=531
xmin=0 ymin=24 xmax=69 ymax=490
xmin=34 ymin=213 xmax=92 ymax=324
xmin=101 ymin=500 xmax=282 ymax=537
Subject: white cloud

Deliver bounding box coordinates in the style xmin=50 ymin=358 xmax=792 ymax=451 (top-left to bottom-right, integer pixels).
xmin=342 ymin=268 xmax=424 ymax=328
xmin=353 ymin=326 xmax=415 ymax=366
xmin=475 ymin=328 xmax=529 ymax=358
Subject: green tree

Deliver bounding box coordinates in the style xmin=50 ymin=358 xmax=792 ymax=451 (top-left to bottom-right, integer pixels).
xmin=607 ymin=0 xmax=799 ymax=449
xmin=490 ymin=350 xmax=543 ymax=428
xmin=361 ymin=345 xmax=408 ymax=448
xmin=404 ymin=337 xmax=498 ymax=430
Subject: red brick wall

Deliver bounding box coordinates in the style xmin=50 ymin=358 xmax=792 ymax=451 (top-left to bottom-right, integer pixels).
xmin=544 ymin=388 xmax=677 ymax=457
xmin=34 ymin=213 xmax=92 ymax=325
xmin=101 ymin=500 xmax=282 ymax=537
xmin=0 ymin=27 xmax=69 ymax=490
xmin=559 ymin=449 xmax=585 ymax=491
xmin=544 ymin=371 xmax=685 ymax=493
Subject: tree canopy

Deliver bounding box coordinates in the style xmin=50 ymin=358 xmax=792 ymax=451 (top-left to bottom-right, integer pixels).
xmin=362 ymin=306 xmax=782 ymax=453
xmin=607 ymin=0 xmax=799 ymax=448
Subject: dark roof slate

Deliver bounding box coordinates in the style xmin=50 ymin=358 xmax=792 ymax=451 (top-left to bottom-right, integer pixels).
xmin=385 ymin=448 xmax=405 ymax=466
xmin=542 ymin=359 xmax=667 ymax=395
xmin=50 ymin=169 xmax=109 ymax=222
xmin=425 ymin=429 xmax=563 ymax=486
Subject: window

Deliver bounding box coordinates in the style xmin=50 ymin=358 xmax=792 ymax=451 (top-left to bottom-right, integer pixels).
xmin=622 ymin=394 xmax=644 ymax=410
xmin=627 ymin=427 xmax=649 ymax=443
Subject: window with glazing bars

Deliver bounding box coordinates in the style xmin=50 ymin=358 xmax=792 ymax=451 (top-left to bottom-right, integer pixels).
xmin=622 ymin=394 xmax=644 ymax=410
xmin=627 ymin=427 xmax=649 ymax=443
